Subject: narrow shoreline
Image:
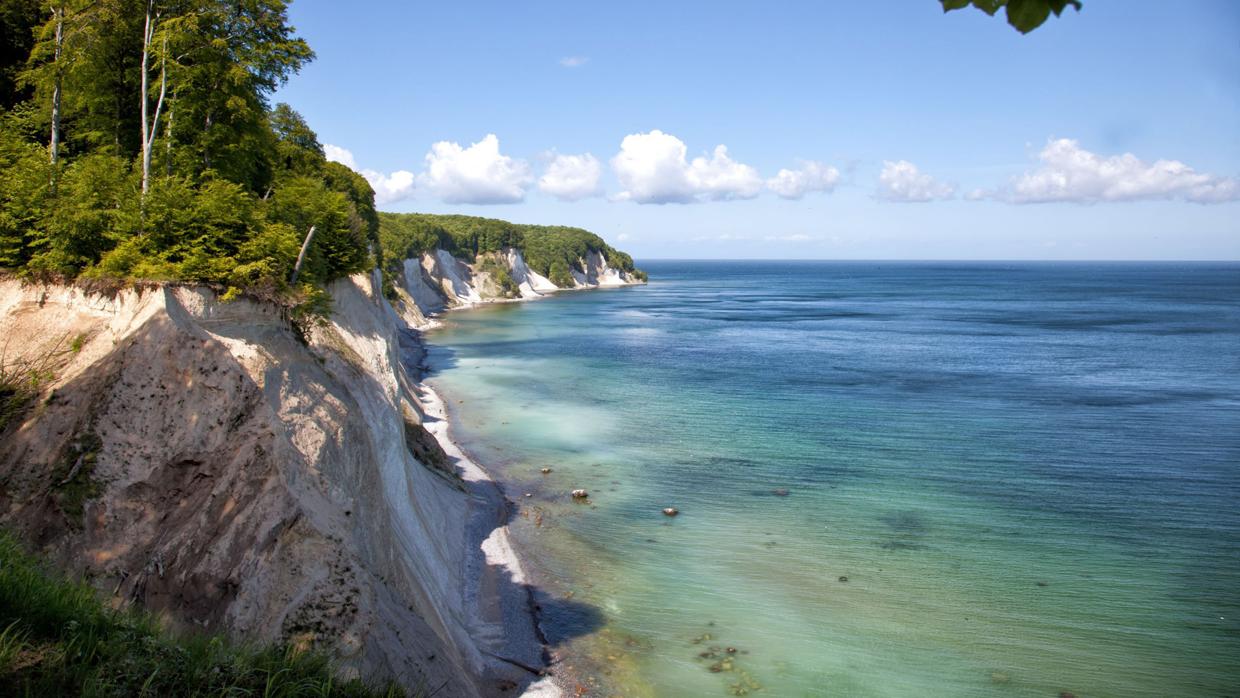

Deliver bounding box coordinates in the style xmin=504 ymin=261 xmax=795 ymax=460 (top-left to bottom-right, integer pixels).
xmin=405 ymin=282 xmax=641 ymax=698
xmin=414 ymin=380 xmax=562 ymax=698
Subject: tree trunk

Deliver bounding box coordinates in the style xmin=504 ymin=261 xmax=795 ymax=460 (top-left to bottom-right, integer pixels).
xmin=49 ymin=6 xmax=64 ymax=167
xmin=140 ymin=1 xmax=166 ymax=196
xmin=202 ymin=111 xmax=212 ymax=169
xmin=165 ymin=91 xmax=174 ymax=175
xmin=290 ymin=226 xmax=317 ymax=285
xmin=139 ymin=1 xmax=151 ymax=193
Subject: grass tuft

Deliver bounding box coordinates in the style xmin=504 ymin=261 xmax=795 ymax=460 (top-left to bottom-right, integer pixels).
xmin=0 ymin=531 xmax=415 ymax=697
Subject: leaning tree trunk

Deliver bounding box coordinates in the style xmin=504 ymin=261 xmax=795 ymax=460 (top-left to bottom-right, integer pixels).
xmin=290 ymin=226 xmax=317 ymax=285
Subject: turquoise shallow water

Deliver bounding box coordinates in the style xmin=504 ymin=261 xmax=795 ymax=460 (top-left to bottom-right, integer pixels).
xmin=425 ymin=261 xmax=1240 ymax=697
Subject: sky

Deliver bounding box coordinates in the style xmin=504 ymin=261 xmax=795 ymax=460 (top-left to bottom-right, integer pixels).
xmin=272 ymin=1 xmax=1240 ymax=260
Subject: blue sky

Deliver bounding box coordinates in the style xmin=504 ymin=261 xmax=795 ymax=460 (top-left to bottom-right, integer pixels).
xmin=273 ymin=1 xmax=1240 ymax=260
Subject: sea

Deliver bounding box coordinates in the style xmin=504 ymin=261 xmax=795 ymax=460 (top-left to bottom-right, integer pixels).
xmin=423 ymin=261 xmax=1240 ymax=697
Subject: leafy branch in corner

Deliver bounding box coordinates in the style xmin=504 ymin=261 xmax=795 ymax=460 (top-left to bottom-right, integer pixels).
xmin=940 ymin=0 xmax=1082 ymax=34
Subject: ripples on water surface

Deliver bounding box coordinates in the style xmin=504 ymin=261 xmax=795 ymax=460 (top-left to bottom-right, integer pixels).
xmin=424 ymin=261 xmax=1240 ymax=697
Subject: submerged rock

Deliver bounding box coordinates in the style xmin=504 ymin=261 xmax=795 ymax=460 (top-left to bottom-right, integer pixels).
xmin=772 ymin=488 xmax=790 ymax=497
xmin=838 ymin=575 xmax=849 ymax=583
xmin=663 ymin=507 xmax=679 ymax=517
xmin=540 ymin=467 xmax=552 ymax=474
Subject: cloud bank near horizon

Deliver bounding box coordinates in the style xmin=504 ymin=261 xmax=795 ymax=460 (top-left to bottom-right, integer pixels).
xmin=326 ymin=134 xmax=1239 ymax=208
xmin=973 ymin=139 xmax=1240 ymax=205
xmin=877 ymin=161 xmax=955 ymax=203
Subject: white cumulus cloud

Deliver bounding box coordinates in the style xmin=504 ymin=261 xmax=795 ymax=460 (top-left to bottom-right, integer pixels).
xmin=611 ymin=130 xmax=762 ymax=204
xmin=539 ymin=153 xmax=603 ymax=201
xmin=324 ymin=144 xmax=415 ymax=205
xmin=767 ymin=161 xmax=841 ymax=199
xmin=877 ymin=160 xmax=955 ymax=202
xmin=559 ymin=56 xmax=589 ymax=68
xmin=365 ymin=170 xmax=417 ymax=205
xmin=983 ymin=138 xmax=1240 ymax=204
xmin=419 ymin=134 xmax=532 ymax=205
xmin=323 ymin=144 xmax=356 ymax=169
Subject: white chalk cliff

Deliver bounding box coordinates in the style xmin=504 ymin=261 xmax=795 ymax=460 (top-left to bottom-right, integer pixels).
xmin=402 ymin=247 xmax=643 ymax=312
xmin=0 ymin=262 xmax=614 ymax=696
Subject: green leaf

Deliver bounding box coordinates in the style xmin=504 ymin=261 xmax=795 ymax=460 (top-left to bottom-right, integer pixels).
xmin=1006 ymin=0 xmax=1052 ymax=33
xmin=971 ymin=0 xmax=1006 ymax=16
xmin=940 ymin=0 xmax=971 ymax=12
xmin=1046 ymin=0 xmax=1083 ymax=16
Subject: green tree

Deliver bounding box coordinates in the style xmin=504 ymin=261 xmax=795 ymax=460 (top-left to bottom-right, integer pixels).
xmin=28 ymin=152 xmax=138 ymax=275
xmin=169 ymin=0 xmax=312 ymax=190
xmin=266 ymin=175 xmax=367 ymax=283
xmin=548 ymin=259 xmax=573 ymax=288
xmin=0 ymin=110 xmax=50 ymax=267
xmin=269 ymin=101 xmax=322 ymax=174
xmin=0 ymin=0 xmax=42 ymax=109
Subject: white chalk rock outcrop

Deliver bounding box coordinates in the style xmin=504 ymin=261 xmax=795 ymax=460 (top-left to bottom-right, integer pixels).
xmin=390 ymin=246 xmax=643 ymax=324
xmin=505 ymin=249 xmax=558 ymax=299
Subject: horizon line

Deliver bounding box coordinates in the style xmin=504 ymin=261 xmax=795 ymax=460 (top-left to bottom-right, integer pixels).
xmin=629 ymin=257 xmax=1240 ymax=263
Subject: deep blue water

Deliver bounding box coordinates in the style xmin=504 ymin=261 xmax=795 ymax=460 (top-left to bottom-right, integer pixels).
xmin=427 ymin=261 xmax=1240 ymax=697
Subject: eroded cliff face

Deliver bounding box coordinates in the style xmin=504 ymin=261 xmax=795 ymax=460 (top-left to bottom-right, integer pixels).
xmin=399 ymin=247 xmax=642 ymax=312
xmin=0 ymin=274 xmax=548 ymax=697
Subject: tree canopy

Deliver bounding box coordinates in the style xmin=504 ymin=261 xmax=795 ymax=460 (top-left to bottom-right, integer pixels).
xmin=378 ymin=212 xmax=644 ymax=285
xmin=0 ymin=0 xmax=378 ymax=309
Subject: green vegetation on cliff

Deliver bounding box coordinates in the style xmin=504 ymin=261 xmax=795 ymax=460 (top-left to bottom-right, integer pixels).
xmin=378 ymin=212 xmax=645 ymax=283
xmin=0 ymin=1 xmax=378 ymax=308
xmin=0 ymin=532 xmax=407 ymax=697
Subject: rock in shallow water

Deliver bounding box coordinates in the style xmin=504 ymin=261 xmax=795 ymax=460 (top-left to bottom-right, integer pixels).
xmin=663 ymin=507 xmax=679 ymax=516
xmin=571 ymin=489 xmax=588 ymax=499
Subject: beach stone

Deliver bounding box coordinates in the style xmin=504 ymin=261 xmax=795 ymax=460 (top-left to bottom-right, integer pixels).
xmin=663 ymin=507 xmax=679 ymax=517
xmin=541 ymin=467 xmax=552 ymax=474
xmin=571 ymin=489 xmax=588 ymax=499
